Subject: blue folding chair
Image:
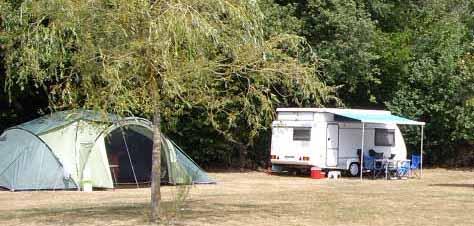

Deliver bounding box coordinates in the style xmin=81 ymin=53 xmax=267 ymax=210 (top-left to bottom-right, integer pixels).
xmin=362 ymin=155 xmax=375 ymax=177
xmin=397 ymin=160 xmax=411 ymax=178
xmin=410 ymin=155 xmax=421 ymax=177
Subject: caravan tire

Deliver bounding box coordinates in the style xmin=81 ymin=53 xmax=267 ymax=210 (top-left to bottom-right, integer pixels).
xmin=348 ymin=163 xmax=360 ymax=177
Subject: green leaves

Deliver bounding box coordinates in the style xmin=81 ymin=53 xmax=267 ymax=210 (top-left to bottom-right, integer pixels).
xmin=384 ymin=1 xmax=474 ymax=165
xmin=4 ymin=0 xmax=472 ymax=167
xmin=1 ymin=0 xmax=335 ymax=167
xmin=259 ymin=0 xmax=474 ymax=167
xmin=263 ymin=0 xmax=381 ymax=106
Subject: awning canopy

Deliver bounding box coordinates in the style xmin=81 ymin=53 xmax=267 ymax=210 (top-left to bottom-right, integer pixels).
xmin=326 ymin=109 xmax=425 ymax=126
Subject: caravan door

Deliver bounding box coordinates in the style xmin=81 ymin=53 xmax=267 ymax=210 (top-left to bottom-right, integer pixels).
xmin=326 ymin=124 xmax=339 ymax=167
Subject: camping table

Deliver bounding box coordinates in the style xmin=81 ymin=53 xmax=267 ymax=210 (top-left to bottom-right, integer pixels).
xmin=374 ymin=159 xmax=399 ymax=180
xmin=376 ymin=159 xmax=413 ymax=179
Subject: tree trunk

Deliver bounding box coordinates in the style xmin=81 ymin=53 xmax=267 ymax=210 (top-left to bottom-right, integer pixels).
xmin=150 ymin=105 xmax=161 ymax=222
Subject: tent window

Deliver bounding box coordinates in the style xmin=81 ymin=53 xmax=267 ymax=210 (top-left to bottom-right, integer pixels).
xmin=293 ymin=128 xmax=311 ymax=141
xmin=375 ymin=129 xmax=395 ymax=146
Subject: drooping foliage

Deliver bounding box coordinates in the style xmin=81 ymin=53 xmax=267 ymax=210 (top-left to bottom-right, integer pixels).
xmin=0 ymin=0 xmax=335 ymax=168
xmin=261 ymin=0 xmax=381 ymax=106
xmin=1 ymin=0 xmax=474 ymax=168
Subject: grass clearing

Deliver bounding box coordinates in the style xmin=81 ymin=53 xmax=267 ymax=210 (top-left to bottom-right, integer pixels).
xmin=0 ymin=169 xmax=473 ymax=226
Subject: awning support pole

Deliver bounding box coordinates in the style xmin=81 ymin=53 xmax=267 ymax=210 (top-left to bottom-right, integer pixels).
xmin=360 ymin=122 xmax=365 ymax=180
xmin=420 ymin=125 xmax=424 ymax=178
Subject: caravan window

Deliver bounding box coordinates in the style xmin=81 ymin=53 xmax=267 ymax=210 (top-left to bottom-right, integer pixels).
xmin=375 ymin=129 xmax=395 ymax=146
xmin=293 ymin=128 xmax=311 ymax=141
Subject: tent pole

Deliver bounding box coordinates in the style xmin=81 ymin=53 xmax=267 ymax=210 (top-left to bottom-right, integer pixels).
xmin=420 ymin=125 xmax=424 ymax=178
xmin=35 ymin=146 xmax=45 ymax=191
xmin=360 ymin=122 xmax=365 ymax=180
xmin=120 ymin=126 xmax=140 ymax=188
xmin=74 ymin=122 xmax=80 ymax=191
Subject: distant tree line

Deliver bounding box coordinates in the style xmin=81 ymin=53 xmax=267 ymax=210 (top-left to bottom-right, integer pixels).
xmin=259 ymin=0 xmax=474 ymax=167
xmin=1 ymin=0 xmax=473 ymax=168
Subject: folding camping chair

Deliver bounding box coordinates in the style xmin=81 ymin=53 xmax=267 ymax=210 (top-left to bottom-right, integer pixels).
xmin=397 ymin=160 xmax=411 ymax=178
xmin=372 ymin=159 xmax=386 ymax=179
xmin=362 ymin=155 xmax=375 ymax=177
xmin=410 ymin=155 xmax=421 ymax=177
xmin=385 ymin=160 xmax=401 ymax=179
xmin=368 ymin=149 xmax=385 ymax=179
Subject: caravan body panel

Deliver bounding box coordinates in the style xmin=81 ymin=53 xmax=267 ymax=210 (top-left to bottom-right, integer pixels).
xmin=270 ymin=109 xmax=408 ymax=172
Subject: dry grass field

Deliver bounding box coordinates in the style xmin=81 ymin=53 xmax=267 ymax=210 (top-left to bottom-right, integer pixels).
xmin=0 ymin=169 xmax=473 ymax=226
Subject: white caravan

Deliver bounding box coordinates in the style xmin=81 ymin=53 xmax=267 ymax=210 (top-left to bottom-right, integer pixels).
xmin=270 ymin=108 xmax=425 ymax=176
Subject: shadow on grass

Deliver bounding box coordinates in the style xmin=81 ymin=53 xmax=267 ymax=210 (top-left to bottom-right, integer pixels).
xmin=0 ymin=203 xmax=151 ymax=225
xmin=430 ymin=183 xmax=474 ymax=188
xmin=179 ymin=200 xmax=262 ymax=218
xmin=0 ymin=199 xmax=273 ymax=225
xmin=445 ymin=167 xmax=474 ymax=172
xmin=267 ymin=172 xmax=311 ymax=178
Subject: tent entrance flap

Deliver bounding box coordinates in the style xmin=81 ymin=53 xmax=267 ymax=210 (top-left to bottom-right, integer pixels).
xmin=105 ymin=126 xmax=154 ymax=184
xmin=104 ymin=123 xmax=216 ymax=186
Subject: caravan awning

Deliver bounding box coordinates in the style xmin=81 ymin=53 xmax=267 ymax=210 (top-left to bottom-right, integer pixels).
xmin=326 ymin=110 xmax=425 ymax=126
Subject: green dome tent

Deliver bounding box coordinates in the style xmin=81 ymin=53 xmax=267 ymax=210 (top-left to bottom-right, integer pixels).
xmin=0 ymin=111 xmax=214 ymax=191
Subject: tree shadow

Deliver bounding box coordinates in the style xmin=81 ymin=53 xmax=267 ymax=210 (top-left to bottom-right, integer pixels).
xmin=429 ymin=183 xmax=474 ymax=188
xmin=0 ymin=203 xmax=152 ymax=225
xmin=426 ymin=167 xmax=474 ymax=172
xmin=0 ymin=199 xmax=275 ymax=225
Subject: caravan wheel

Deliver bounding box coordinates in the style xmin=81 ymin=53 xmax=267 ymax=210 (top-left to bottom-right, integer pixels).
xmin=348 ymin=163 xmax=360 ymax=177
